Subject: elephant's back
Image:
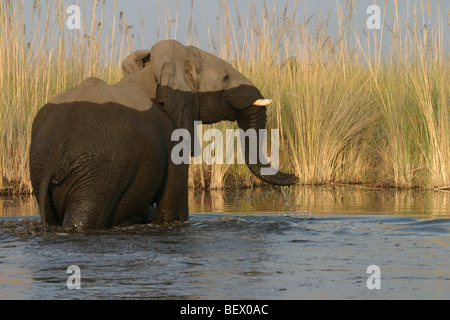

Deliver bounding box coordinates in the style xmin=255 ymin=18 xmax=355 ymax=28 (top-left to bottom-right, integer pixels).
xmin=38 ymin=101 xmax=167 ymax=151
xmin=30 ymin=101 xmax=170 ymax=178
xmin=47 ymin=78 xmax=153 ymax=112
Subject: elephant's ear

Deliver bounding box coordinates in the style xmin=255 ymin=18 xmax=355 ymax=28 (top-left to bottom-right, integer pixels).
xmin=121 ymin=50 xmax=151 ymax=76
xmin=184 ymin=60 xmax=200 ymax=93
xmin=150 ymin=54 xmax=201 ymax=155
xmin=160 ymin=85 xmax=200 ymax=156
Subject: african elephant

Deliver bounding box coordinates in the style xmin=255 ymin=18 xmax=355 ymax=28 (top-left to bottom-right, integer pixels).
xmin=29 ymin=40 xmax=298 ymax=231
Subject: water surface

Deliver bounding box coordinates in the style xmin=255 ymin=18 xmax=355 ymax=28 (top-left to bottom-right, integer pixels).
xmin=1 ymin=186 xmax=449 ymax=299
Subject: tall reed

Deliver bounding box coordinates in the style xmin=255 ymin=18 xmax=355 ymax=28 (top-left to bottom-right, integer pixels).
xmin=209 ymin=0 xmax=449 ymax=189
xmin=363 ymin=1 xmax=450 ymax=189
xmin=0 ymin=0 xmax=132 ymax=193
xmin=1 ymin=0 xmax=449 ymax=193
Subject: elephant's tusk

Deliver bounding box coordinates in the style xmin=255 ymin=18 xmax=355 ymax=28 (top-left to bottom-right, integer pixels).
xmin=253 ymin=99 xmax=273 ymax=107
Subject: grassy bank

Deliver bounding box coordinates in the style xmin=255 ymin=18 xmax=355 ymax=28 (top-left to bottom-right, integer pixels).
xmin=1 ymin=0 xmax=449 ymax=194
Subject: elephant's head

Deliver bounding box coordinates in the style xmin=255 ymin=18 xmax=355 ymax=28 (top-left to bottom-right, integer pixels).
xmin=121 ymin=40 xmax=298 ymax=186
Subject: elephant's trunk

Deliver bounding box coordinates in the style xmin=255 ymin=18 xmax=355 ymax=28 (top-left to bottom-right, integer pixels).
xmin=236 ymin=105 xmax=299 ymax=186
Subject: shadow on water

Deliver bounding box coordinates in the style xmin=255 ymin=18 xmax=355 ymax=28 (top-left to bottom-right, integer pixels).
xmin=1 ymin=186 xmax=450 ymax=299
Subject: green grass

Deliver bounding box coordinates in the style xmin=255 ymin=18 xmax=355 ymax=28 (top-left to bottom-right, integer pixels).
xmin=1 ymin=0 xmax=449 ymax=194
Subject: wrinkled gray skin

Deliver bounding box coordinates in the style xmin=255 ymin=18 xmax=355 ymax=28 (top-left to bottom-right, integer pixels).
xmin=29 ymin=40 xmax=298 ymax=231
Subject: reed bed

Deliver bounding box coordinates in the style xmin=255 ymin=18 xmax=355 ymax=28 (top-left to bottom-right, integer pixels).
xmin=1 ymin=0 xmax=449 ymax=194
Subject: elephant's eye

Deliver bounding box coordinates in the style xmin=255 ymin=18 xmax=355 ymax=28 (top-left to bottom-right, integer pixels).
xmin=223 ymin=74 xmax=230 ymax=86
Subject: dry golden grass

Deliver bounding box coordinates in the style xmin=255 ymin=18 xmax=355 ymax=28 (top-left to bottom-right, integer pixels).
xmin=211 ymin=0 xmax=450 ymax=190
xmin=1 ymin=0 xmax=449 ymax=193
xmin=0 ymin=0 xmax=129 ymax=193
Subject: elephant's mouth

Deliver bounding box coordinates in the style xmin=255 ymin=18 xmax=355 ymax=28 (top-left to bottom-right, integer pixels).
xmin=210 ymin=84 xmax=298 ymax=186
xmin=235 ymin=101 xmax=299 ymax=187
xmin=154 ymin=84 xmax=167 ymax=106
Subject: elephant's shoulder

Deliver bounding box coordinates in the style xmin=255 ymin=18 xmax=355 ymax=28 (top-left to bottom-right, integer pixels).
xmin=47 ymin=79 xmax=154 ymax=111
xmin=80 ymin=77 xmax=107 ymax=87
xmin=48 ymin=77 xmax=108 ymax=105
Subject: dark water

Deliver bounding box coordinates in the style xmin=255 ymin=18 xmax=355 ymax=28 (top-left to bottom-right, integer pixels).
xmin=1 ymin=187 xmax=450 ymax=299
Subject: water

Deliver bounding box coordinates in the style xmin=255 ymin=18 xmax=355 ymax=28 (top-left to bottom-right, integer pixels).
xmin=1 ymin=186 xmax=450 ymax=300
